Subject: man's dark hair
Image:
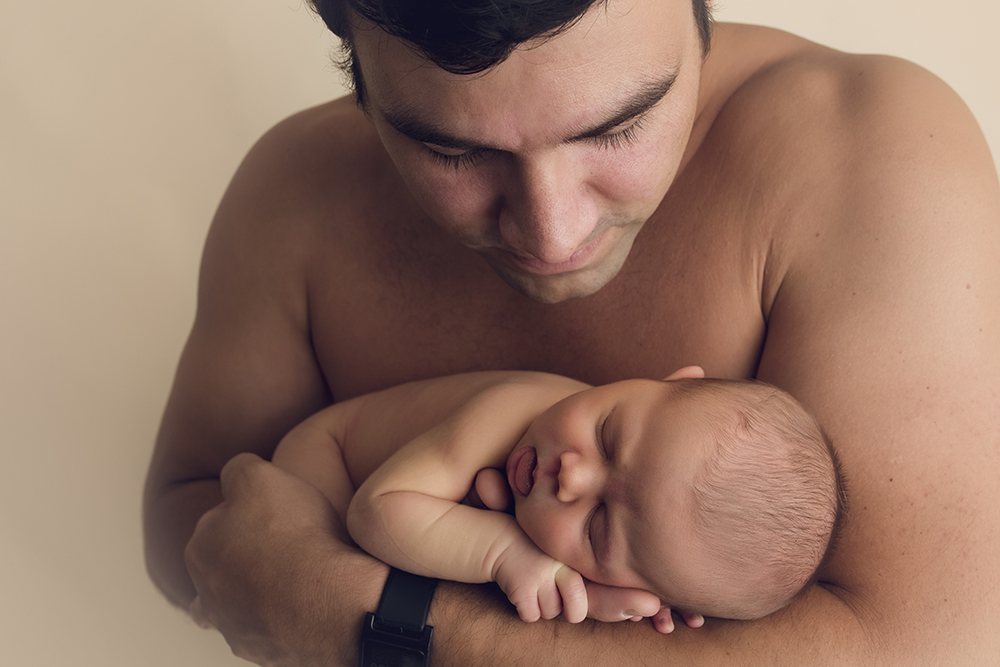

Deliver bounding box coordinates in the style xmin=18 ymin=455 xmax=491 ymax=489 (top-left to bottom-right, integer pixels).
xmin=307 ymin=0 xmax=714 ymax=106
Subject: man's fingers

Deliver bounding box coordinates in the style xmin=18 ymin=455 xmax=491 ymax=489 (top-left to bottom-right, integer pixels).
xmin=184 ymin=501 xmax=225 ymax=583
xmin=188 ymin=596 xmax=214 ymax=629
xmin=218 ymin=452 xmax=266 ymax=500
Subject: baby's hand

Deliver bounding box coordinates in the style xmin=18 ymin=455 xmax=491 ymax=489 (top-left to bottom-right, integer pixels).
xmin=582 ymin=580 xmax=661 ymax=622
xmin=464 ymin=468 xmax=512 ymax=512
xmin=582 ymin=581 xmax=704 ymax=633
xmin=650 ymin=606 xmax=706 ymax=634
xmin=494 ymin=545 xmax=587 ymax=624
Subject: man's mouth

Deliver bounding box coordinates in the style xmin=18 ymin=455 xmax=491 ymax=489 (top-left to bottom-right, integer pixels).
xmin=500 ymin=229 xmax=609 ymax=276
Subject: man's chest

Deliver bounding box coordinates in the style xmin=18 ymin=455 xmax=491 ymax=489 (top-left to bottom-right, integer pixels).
xmin=306 ymin=221 xmax=769 ymax=401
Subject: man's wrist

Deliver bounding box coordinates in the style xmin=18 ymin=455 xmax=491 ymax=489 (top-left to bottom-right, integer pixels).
xmin=313 ymin=545 xmax=390 ymax=667
xmin=360 ymin=568 xmax=439 ymax=667
xmin=422 ymin=580 xmax=542 ymax=667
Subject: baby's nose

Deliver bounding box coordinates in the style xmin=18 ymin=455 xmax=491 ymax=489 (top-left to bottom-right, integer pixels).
xmin=556 ymin=452 xmax=596 ymax=502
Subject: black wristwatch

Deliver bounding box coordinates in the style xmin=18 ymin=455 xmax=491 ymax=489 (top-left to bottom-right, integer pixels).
xmin=359 ymin=568 xmax=439 ymax=667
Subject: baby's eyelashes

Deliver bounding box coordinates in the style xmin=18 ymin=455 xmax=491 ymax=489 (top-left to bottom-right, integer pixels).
xmin=598 ymin=412 xmax=614 ymax=459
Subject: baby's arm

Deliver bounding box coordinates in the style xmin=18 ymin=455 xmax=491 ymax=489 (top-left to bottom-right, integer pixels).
xmin=271 ymin=371 xmax=585 ymax=522
xmin=346 ymin=377 xmax=590 ymax=623
xmin=271 ymin=407 xmax=357 ymax=524
xmin=469 ymin=467 xmax=697 ymax=632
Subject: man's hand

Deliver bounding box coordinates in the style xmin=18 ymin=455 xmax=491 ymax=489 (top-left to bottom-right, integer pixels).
xmin=184 ymin=453 xmax=384 ymax=666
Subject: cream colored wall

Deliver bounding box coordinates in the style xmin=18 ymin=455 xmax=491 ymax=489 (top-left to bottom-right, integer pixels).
xmin=1 ymin=3 xmax=342 ymax=666
xmin=1 ymin=2 xmax=996 ymax=666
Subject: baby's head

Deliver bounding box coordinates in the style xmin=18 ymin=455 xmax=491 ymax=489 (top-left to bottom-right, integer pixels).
xmin=645 ymin=378 xmax=846 ymax=619
xmin=508 ymin=371 xmax=846 ymax=621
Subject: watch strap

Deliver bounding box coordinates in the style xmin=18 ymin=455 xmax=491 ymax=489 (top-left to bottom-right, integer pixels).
xmin=375 ymin=568 xmax=439 ymax=633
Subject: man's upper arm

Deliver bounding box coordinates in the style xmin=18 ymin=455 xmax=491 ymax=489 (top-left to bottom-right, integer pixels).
xmin=150 ymin=117 xmax=332 ymax=485
xmin=755 ymin=55 xmax=1000 ymax=662
xmin=143 ymin=115 xmax=333 ymax=602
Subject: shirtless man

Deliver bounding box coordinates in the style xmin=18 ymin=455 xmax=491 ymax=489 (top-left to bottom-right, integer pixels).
xmin=143 ymin=0 xmax=1000 ymax=665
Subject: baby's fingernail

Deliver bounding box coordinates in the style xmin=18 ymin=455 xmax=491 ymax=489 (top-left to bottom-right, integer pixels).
xmin=623 ymin=609 xmax=639 ymax=618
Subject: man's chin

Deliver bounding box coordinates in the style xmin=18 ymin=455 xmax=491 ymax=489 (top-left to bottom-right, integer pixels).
xmin=488 ymin=261 xmax=623 ymax=304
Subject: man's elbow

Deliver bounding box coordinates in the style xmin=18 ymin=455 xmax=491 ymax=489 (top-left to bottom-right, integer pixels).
xmin=141 ymin=476 xmax=222 ymax=609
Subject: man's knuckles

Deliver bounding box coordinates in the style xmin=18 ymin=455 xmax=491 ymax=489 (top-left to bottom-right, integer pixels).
xmin=219 ymin=452 xmax=271 ymax=498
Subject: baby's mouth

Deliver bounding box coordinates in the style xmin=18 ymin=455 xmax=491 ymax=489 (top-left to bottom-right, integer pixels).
xmin=510 ymin=447 xmax=537 ymax=497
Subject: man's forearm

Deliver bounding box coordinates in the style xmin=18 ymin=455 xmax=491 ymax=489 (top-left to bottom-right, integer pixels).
xmin=145 ymin=471 xmax=873 ymax=666
xmin=143 ymin=478 xmax=222 ymax=608
xmin=425 ymin=583 xmax=873 ymax=667
xmin=143 ymin=461 xmax=876 ymax=666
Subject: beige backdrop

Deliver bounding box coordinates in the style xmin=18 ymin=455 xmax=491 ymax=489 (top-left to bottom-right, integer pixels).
xmin=1 ymin=2 xmax=997 ymax=666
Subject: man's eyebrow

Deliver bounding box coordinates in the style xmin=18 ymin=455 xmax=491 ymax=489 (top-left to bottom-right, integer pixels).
xmin=377 ymin=71 xmax=678 ymax=152
xmin=378 ymin=106 xmax=490 ymax=151
xmin=571 ymin=73 xmax=678 ymax=140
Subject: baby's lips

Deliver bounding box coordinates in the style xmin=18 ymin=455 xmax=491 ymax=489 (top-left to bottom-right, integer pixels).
xmin=508 ymin=446 xmax=537 ymax=496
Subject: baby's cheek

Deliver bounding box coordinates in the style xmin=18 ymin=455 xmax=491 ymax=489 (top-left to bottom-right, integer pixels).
xmin=520 ymin=506 xmax=572 ymax=562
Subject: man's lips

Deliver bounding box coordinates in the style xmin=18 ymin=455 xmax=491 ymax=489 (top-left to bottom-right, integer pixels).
xmin=508 ymin=446 xmax=537 ymax=497
xmin=500 ymin=229 xmax=609 ymax=276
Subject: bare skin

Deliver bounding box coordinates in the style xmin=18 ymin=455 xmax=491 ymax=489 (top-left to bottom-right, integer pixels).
xmin=144 ymin=4 xmax=1000 ymax=666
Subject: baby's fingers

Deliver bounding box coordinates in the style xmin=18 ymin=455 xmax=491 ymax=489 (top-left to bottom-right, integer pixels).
xmin=650 ymin=607 xmax=704 ymax=634
xmin=512 ymin=595 xmax=542 ymax=623
xmin=652 ymin=606 xmax=675 ymax=634
xmin=534 ymin=578 xmax=565 ymax=621
xmin=583 ymin=581 xmax=660 ymax=622
xmin=681 ymin=610 xmax=705 ymax=628
xmin=554 ymin=565 xmax=588 ymax=623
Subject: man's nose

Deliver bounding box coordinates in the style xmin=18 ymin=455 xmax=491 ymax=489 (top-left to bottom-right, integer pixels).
xmin=499 ymin=151 xmax=599 ymax=264
xmin=556 ymin=451 xmax=599 ymax=503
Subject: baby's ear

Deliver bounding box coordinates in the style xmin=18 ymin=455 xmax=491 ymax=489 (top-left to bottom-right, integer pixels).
xmin=662 ymin=366 xmax=705 ymax=382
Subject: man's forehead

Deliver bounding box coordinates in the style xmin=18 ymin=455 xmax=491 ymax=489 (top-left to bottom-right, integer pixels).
xmin=353 ymin=0 xmax=695 ymax=143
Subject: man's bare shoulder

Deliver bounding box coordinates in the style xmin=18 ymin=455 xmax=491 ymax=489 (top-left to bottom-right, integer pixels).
xmin=714 ymin=24 xmax=993 ymax=193
xmin=221 ymin=95 xmax=388 ymax=227
xmin=700 ymin=24 xmax=999 ymax=306
xmin=201 ymin=94 xmax=406 ymax=304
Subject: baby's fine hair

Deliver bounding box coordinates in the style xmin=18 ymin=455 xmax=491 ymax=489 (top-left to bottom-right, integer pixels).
xmin=674 ymin=378 xmax=847 ymax=620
